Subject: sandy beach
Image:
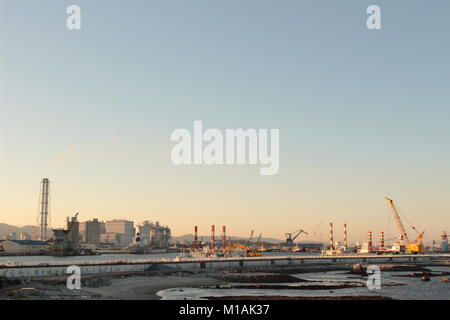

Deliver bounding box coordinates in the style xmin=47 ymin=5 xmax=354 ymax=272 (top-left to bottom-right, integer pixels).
xmin=83 ymin=275 xmax=224 ymax=300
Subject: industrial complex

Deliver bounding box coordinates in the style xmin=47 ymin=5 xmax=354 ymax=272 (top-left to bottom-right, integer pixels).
xmin=0 ymin=178 xmax=448 ymax=258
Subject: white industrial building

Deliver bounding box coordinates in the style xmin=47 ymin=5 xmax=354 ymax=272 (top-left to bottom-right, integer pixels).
xmin=0 ymin=240 xmax=48 ymax=255
xmin=137 ymin=221 xmax=171 ymax=248
xmin=102 ymin=220 xmax=135 ymax=246
xmin=79 ymin=218 xmax=103 ymax=245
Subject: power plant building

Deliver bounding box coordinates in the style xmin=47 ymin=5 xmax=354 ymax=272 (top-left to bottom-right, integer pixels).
xmin=52 ymin=214 xmax=80 ymax=251
xmin=137 ymin=221 xmax=171 ymax=248
xmin=79 ymin=219 xmax=102 ymax=245
xmin=103 ymin=220 xmax=135 ymax=246
xmin=66 ymin=216 xmax=79 ymax=247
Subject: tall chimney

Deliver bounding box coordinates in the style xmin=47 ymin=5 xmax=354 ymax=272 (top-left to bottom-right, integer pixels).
xmin=380 ymin=232 xmax=384 ymax=248
xmin=194 ymin=226 xmax=198 ymax=249
xmin=39 ymin=178 xmax=50 ymax=241
xmin=368 ymin=231 xmax=373 ymax=252
xmin=329 ymin=223 xmax=334 ymax=249
xmin=211 ymin=225 xmax=215 ymax=251
xmin=222 ymin=226 xmax=226 ymax=249
xmin=343 ymin=223 xmax=348 ymax=247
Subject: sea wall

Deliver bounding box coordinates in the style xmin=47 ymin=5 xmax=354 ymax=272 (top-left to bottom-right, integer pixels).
xmin=0 ymin=254 xmax=448 ymax=279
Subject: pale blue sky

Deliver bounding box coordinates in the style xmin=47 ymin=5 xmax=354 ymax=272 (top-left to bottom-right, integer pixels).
xmin=0 ymin=1 xmax=449 ymax=242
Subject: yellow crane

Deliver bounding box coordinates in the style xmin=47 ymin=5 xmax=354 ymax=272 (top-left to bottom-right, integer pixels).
xmin=226 ymin=240 xmax=263 ymax=257
xmin=385 ymin=197 xmax=424 ymax=254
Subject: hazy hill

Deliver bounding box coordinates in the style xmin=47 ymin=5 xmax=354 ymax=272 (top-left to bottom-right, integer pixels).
xmin=173 ymin=234 xmax=283 ymax=244
xmin=0 ymin=223 xmax=37 ymax=239
xmin=0 ymin=225 xmax=315 ymax=244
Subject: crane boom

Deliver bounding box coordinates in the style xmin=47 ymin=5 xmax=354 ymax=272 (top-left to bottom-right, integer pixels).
xmin=285 ymin=229 xmax=308 ymax=244
xmin=68 ymin=212 xmax=79 ymax=231
xmin=247 ymin=230 xmax=254 ymax=244
xmin=385 ymin=197 xmax=410 ymax=245
xmin=292 ymin=229 xmax=308 ymax=241
xmin=313 ymin=219 xmax=323 ymax=240
xmin=228 ymin=241 xmax=263 ymax=257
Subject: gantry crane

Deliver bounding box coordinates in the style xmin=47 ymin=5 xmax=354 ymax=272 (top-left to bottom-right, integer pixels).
xmin=257 ymin=233 xmax=262 ymax=246
xmin=247 ymin=230 xmax=254 ymax=244
xmin=285 ymin=229 xmax=308 ymax=245
xmin=385 ymin=197 xmax=424 ymax=254
xmin=313 ymin=219 xmax=324 ymax=241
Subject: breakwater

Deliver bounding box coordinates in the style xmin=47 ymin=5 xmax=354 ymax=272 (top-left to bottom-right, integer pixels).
xmin=0 ymin=254 xmax=448 ymax=279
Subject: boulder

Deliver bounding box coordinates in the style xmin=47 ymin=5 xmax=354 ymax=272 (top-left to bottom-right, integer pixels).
xmin=351 ymin=263 xmax=367 ymax=276
xmin=420 ymin=275 xmax=430 ymax=281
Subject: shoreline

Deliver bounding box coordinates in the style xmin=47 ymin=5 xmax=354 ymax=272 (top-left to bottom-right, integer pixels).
xmin=0 ymin=261 xmax=448 ymax=300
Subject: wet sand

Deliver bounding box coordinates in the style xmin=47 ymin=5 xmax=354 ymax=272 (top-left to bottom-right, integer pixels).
xmin=84 ymin=275 xmax=224 ymax=300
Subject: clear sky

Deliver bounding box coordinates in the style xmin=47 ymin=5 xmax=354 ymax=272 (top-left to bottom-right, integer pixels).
xmin=0 ymin=1 xmax=449 ymax=243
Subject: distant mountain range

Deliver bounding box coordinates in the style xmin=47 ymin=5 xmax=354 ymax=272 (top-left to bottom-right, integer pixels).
xmin=172 ymin=234 xmax=284 ymax=244
xmin=0 ymin=223 xmax=319 ymax=244
xmin=0 ymin=223 xmax=37 ymax=239
xmin=0 ymin=223 xmax=284 ymax=242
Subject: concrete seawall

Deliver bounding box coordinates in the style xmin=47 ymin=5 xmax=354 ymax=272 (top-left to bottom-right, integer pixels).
xmin=0 ymin=254 xmax=448 ymax=279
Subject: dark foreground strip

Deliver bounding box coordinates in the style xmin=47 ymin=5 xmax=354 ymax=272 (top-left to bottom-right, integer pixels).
xmin=0 ymin=299 xmax=446 ymax=319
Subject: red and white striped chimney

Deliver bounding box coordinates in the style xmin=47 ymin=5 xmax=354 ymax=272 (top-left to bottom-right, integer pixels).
xmin=222 ymin=226 xmax=226 ymax=249
xmin=380 ymin=232 xmax=384 ymax=248
xmin=194 ymin=226 xmax=198 ymax=249
xmin=211 ymin=225 xmax=215 ymax=251
xmin=368 ymin=231 xmax=372 ymax=252
xmin=329 ymin=223 xmax=334 ymax=249
xmin=343 ymin=224 xmax=348 ymax=247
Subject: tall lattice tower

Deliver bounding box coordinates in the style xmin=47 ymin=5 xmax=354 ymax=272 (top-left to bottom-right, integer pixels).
xmin=38 ymin=178 xmax=51 ymax=241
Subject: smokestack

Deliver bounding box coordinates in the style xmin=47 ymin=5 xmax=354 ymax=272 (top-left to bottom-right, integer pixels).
xmin=39 ymin=178 xmax=50 ymax=241
xmin=343 ymin=224 xmax=348 ymax=247
xmin=222 ymin=226 xmax=226 ymax=249
xmin=368 ymin=231 xmax=373 ymax=252
xmin=194 ymin=226 xmax=198 ymax=249
xmin=329 ymin=223 xmax=334 ymax=249
xmin=380 ymin=232 xmax=384 ymax=248
xmin=211 ymin=225 xmax=215 ymax=251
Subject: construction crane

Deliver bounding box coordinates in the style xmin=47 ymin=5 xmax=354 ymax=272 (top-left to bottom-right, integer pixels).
xmin=68 ymin=212 xmax=79 ymax=231
xmin=49 ymin=212 xmax=80 ymax=255
xmin=257 ymin=233 xmax=262 ymax=246
xmin=285 ymin=229 xmax=308 ymax=245
xmin=313 ymin=219 xmax=323 ymax=241
xmin=385 ymin=197 xmax=424 ymax=254
xmin=247 ymin=230 xmax=254 ymax=244
xmin=226 ymin=240 xmax=263 ymax=257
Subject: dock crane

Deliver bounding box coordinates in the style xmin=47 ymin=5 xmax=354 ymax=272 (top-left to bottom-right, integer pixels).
xmin=247 ymin=230 xmax=254 ymax=244
xmin=257 ymin=233 xmax=262 ymax=246
xmin=313 ymin=219 xmax=324 ymax=241
xmin=385 ymin=197 xmax=424 ymax=254
xmin=68 ymin=212 xmax=79 ymax=230
xmin=285 ymin=229 xmax=308 ymax=245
